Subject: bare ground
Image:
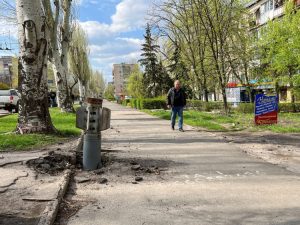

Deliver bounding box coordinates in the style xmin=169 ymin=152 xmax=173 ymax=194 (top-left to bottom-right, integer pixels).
xmin=218 ymin=131 xmax=300 ymax=174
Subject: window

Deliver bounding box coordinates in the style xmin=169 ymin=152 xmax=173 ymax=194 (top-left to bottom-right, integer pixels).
xmin=262 ymin=0 xmax=274 ymax=13
xmin=275 ymin=0 xmax=284 ymax=8
xmin=10 ymin=90 xmax=18 ymax=96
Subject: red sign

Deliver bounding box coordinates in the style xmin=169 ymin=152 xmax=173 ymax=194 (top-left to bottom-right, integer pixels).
xmin=255 ymin=111 xmax=278 ymax=125
xmin=227 ymin=82 xmax=238 ymax=88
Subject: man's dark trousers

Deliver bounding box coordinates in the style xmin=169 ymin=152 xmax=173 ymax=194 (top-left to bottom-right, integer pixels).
xmin=171 ymin=106 xmax=183 ymax=129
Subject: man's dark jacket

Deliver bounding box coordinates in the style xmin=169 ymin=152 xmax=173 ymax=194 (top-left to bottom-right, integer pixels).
xmin=167 ymin=88 xmax=187 ymax=107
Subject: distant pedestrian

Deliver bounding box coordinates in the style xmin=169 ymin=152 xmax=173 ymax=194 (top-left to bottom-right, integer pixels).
xmin=167 ymin=80 xmax=187 ymax=132
xmin=49 ymin=90 xmax=57 ymax=107
xmin=71 ymin=93 xmax=75 ymax=104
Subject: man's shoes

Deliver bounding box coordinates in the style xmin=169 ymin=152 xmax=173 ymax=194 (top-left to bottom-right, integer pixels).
xmin=179 ymin=128 xmax=184 ymax=132
xmin=171 ymin=126 xmax=175 ymax=130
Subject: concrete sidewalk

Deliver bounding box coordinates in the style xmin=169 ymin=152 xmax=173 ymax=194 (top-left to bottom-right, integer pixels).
xmin=66 ymin=101 xmax=300 ymax=225
xmin=0 ymin=140 xmax=77 ymax=225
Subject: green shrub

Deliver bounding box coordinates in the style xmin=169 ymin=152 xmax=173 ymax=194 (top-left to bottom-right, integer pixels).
xmin=106 ymin=97 xmax=115 ymax=101
xmin=235 ymin=103 xmax=254 ymax=113
xmin=121 ymin=99 xmax=130 ymax=106
xmin=187 ymin=100 xmax=203 ymax=109
xmin=130 ymin=99 xmax=137 ymax=108
xmin=136 ymin=99 xmax=140 ymax=109
xmin=233 ymin=102 xmax=300 ymax=113
xmin=186 ymin=100 xmax=224 ymax=112
xmin=139 ymin=98 xmax=167 ymax=109
xmin=204 ymin=102 xmax=224 ymax=111
xmin=279 ymin=103 xmax=300 ymax=112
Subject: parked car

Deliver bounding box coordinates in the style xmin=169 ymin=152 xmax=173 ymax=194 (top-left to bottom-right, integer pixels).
xmin=0 ymin=89 xmax=20 ymax=113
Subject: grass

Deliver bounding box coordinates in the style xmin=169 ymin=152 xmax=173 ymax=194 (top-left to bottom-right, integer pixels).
xmin=0 ymin=108 xmax=81 ymax=151
xmin=143 ymin=109 xmax=300 ymax=133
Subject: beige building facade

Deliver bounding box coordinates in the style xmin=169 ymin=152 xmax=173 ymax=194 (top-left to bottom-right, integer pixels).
xmin=112 ymin=63 xmax=136 ymax=98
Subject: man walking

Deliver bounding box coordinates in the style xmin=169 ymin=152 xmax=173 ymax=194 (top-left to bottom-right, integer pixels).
xmin=167 ymin=80 xmax=187 ymax=132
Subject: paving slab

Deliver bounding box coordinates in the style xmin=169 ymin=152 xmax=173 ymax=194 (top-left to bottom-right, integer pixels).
xmin=0 ymin=140 xmax=77 ymax=225
xmin=66 ymin=101 xmax=300 ymax=225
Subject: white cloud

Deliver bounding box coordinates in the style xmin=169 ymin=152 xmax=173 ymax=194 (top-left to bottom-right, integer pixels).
xmin=80 ymin=0 xmax=151 ymax=37
xmin=80 ymin=0 xmax=153 ymax=81
xmin=80 ymin=21 xmax=112 ymax=38
xmin=115 ymin=37 xmax=144 ymax=46
xmin=110 ymin=0 xmax=150 ymax=32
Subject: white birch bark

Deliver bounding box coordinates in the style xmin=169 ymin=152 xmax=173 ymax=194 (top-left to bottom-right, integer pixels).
xmin=16 ymin=0 xmax=55 ymax=133
xmin=45 ymin=0 xmax=74 ymax=112
xmin=78 ymin=80 xmax=86 ymax=105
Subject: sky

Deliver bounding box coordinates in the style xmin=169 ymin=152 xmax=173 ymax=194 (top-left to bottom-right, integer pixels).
xmin=0 ymin=0 xmax=155 ymax=82
xmin=76 ymin=0 xmax=154 ymax=81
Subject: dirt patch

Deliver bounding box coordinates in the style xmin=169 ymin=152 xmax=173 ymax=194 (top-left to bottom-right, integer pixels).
xmin=0 ymin=215 xmax=39 ymax=225
xmin=26 ymin=151 xmax=76 ymax=175
xmin=54 ymin=199 xmax=88 ymax=225
xmin=220 ymin=131 xmax=300 ymax=174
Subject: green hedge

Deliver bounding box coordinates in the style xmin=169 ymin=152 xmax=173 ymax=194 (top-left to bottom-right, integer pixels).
xmin=128 ymin=98 xmax=300 ymax=113
xmin=235 ymin=103 xmax=255 ymax=114
xmin=279 ymin=103 xmax=300 ymax=112
xmin=121 ymin=99 xmax=130 ymax=106
xmin=129 ymin=98 xmax=166 ymax=109
xmin=186 ymin=100 xmax=224 ymax=112
xmin=130 ymin=99 xmax=137 ymax=108
xmin=233 ymin=103 xmax=300 ymax=113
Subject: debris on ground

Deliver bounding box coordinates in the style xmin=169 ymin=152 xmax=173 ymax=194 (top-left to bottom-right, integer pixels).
xmin=94 ymin=168 xmax=105 ymax=175
xmin=99 ymin=178 xmax=108 ymax=184
xmin=135 ymin=177 xmax=143 ymax=182
xmin=26 ymin=151 xmax=75 ymax=175
xmin=131 ymin=165 xmax=141 ymax=171
xmin=54 ymin=199 xmax=87 ymax=225
xmin=75 ymin=177 xmax=91 ymax=184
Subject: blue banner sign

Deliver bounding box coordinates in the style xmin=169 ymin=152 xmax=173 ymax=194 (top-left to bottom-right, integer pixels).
xmin=255 ymin=94 xmax=279 ymax=125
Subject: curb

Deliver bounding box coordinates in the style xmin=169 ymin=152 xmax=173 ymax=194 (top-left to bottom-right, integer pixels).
xmin=37 ymin=169 xmax=72 ymax=225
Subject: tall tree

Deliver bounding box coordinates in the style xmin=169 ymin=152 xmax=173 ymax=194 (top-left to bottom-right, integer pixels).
xmin=126 ymin=65 xmax=145 ymax=98
xmin=16 ymin=0 xmax=55 ymax=133
xmin=139 ymin=23 xmax=160 ymax=97
xmin=43 ymin=0 xmax=74 ymax=112
xmin=157 ymin=60 xmax=173 ymax=95
xmin=69 ymin=23 xmax=91 ymax=104
xmin=258 ymin=1 xmax=300 ymax=106
xmin=0 ymin=0 xmax=74 ymax=111
xmin=168 ymin=42 xmax=189 ymax=81
xmin=88 ymin=70 xmax=106 ymax=98
xmin=192 ymin=0 xmax=245 ymax=113
xmin=104 ymin=83 xmax=115 ymax=101
xmin=152 ymin=0 xmax=211 ymax=101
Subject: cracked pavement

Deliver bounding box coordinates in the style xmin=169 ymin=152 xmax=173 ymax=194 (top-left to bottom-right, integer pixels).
xmin=64 ymin=101 xmax=300 ymax=225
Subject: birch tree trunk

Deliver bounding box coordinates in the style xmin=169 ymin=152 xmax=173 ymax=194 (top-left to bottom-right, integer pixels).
xmin=45 ymin=0 xmax=74 ymax=112
xmin=78 ymin=80 xmax=86 ymax=105
xmin=16 ymin=0 xmax=56 ymax=133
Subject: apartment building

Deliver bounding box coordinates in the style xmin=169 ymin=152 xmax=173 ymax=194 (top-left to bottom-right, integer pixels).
xmin=247 ymin=0 xmax=285 ymax=29
xmin=112 ymin=63 xmax=136 ymax=98
xmin=247 ymin=0 xmax=300 ymax=32
xmin=225 ymin=0 xmax=300 ymax=103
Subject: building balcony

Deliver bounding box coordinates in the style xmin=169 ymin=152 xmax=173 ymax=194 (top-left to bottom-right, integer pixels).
xmin=258 ymin=6 xmax=283 ymax=24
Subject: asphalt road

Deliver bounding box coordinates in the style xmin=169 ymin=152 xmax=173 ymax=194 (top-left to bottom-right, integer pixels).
xmin=66 ymin=101 xmax=300 ymax=225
